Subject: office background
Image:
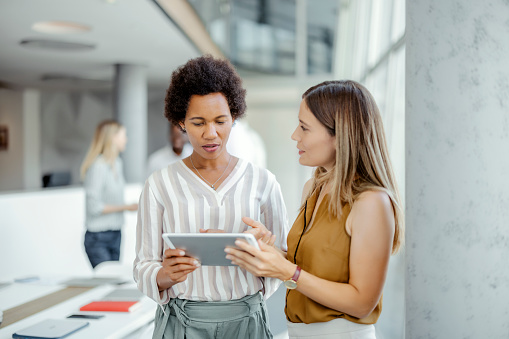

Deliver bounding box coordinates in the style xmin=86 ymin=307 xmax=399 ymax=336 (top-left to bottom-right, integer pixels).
xmin=1 ymin=0 xmax=508 ymax=338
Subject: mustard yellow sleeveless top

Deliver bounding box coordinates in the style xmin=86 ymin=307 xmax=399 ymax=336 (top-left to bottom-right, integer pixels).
xmin=285 ymin=188 xmax=382 ymax=324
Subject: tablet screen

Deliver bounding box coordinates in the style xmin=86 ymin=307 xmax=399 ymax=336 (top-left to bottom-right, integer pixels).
xmin=162 ymin=233 xmax=259 ymax=266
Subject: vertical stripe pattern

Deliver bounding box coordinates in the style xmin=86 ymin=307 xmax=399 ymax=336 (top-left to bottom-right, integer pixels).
xmin=133 ymin=159 xmax=289 ymax=304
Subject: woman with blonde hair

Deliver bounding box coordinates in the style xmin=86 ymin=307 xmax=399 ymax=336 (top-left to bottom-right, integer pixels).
xmin=81 ymin=120 xmax=138 ymax=268
xmin=226 ymin=80 xmax=404 ymax=339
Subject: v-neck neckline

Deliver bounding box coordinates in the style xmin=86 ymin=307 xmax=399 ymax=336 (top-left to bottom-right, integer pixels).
xmin=179 ymin=158 xmax=246 ymax=195
xmin=303 ymin=187 xmax=329 ymax=234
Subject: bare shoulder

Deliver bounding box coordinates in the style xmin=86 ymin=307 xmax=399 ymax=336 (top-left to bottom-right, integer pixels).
xmin=354 ymin=190 xmax=393 ymax=211
xmin=347 ymin=190 xmax=395 ymax=236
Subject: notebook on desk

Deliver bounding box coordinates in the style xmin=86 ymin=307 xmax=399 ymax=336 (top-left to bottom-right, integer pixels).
xmin=80 ymin=300 xmax=141 ymax=312
xmin=12 ymin=319 xmax=89 ymax=339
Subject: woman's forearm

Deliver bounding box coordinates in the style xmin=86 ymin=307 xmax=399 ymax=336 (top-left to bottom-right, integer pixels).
xmin=102 ymin=203 xmax=137 ymax=214
xmin=294 ymin=269 xmax=379 ymax=319
xmin=102 ymin=204 xmax=126 ymax=214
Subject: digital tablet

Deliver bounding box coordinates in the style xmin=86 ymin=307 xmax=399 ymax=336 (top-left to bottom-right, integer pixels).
xmin=162 ymin=233 xmax=260 ymax=266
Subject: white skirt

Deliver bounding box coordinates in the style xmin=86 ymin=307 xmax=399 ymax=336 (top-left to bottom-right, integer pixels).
xmin=287 ymin=318 xmax=376 ymax=339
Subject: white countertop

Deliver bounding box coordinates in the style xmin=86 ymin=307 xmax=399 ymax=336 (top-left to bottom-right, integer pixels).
xmin=0 ymin=283 xmax=156 ymax=339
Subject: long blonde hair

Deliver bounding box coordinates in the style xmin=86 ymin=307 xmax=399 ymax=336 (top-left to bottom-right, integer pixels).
xmin=301 ymin=80 xmax=404 ymax=254
xmin=80 ymin=120 xmax=123 ymax=180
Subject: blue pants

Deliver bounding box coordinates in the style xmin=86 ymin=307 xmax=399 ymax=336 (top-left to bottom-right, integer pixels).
xmin=84 ymin=230 xmax=121 ymax=268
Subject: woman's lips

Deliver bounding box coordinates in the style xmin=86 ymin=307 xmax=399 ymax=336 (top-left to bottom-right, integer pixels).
xmin=298 ymin=150 xmax=304 ymax=155
xmin=203 ymin=144 xmax=219 ymax=152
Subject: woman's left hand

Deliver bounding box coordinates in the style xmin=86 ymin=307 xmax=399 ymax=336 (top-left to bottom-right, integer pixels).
xmin=225 ymin=240 xmax=295 ymax=280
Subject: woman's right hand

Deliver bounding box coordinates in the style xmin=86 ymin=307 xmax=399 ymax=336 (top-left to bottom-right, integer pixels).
xmin=242 ymin=217 xmax=276 ymax=246
xmin=156 ymin=248 xmax=201 ymax=291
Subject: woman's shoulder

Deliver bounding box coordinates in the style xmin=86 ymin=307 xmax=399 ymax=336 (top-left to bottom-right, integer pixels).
xmin=351 ymin=190 xmax=394 ymax=219
xmin=346 ymin=189 xmax=395 ymax=236
xmin=147 ymin=160 xmax=183 ymax=181
xmin=88 ymin=156 xmax=108 ymax=171
xmin=355 ymin=189 xmax=390 ymax=202
xmin=243 ymin=160 xmax=277 ymax=183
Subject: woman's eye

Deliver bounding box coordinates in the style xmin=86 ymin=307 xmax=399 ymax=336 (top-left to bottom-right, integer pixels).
xmin=217 ymin=121 xmax=226 ymax=125
xmin=193 ymin=123 xmax=203 ymax=126
xmin=300 ymin=125 xmax=308 ymax=131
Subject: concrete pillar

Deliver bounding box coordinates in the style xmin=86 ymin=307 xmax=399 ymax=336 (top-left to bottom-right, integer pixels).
xmin=113 ymin=64 xmax=147 ymax=183
xmin=406 ymin=1 xmax=509 ymax=338
xmin=22 ymin=89 xmax=41 ymax=190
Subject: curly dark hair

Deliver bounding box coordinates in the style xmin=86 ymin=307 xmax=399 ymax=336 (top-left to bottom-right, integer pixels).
xmin=164 ymin=55 xmax=246 ymax=127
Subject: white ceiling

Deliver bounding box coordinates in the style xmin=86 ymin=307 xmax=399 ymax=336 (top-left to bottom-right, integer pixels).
xmin=0 ymin=0 xmax=200 ymax=90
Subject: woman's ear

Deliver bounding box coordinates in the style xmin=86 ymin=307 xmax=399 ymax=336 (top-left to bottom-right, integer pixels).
xmin=179 ymin=122 xmax=186 ymax=132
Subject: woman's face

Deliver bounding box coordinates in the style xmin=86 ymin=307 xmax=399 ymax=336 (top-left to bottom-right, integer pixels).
xmin=181 ymin=92 xmax=233 ymax=160
xmin=113 ymin=127 xmax=127 ymax=153
xmin=291 ymin=100 xmax=336 ymax=170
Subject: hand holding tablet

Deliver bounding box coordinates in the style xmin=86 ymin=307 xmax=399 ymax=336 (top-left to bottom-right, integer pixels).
xmin=162 ymin=233 xmax=260 ymax=266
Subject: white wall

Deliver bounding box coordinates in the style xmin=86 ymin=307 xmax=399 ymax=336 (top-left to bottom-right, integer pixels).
xmin=37 ymin=88 xmax=168 ymax=188
xmin=23 ymin=89 xmax=41 ymax=190
xmin=0 ymin=184 xmax=142 ymax=281
xmin=40 ymin=91 xmax=114 ymax=186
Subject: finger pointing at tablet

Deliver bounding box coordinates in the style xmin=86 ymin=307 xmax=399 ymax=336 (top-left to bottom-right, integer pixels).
xmin=242 ymin=217 xmax=276 ymax=246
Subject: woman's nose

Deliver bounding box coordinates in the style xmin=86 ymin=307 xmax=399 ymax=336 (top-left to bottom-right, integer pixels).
xmin=291 ymin=128 xmax=299 ymax=141
xmin=204 ymin=123 xmax=218 ymax=138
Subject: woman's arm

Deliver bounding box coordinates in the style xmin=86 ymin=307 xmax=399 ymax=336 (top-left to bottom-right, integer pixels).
xmin=296 ymin=191 xmax=394 ymax=318
xmin=251 ymin=175 xmax=290 ymax=298
xmin=228 ymin=190 xmax=395 ymax=318
xmin=102 ymin=203 xmax=138 ymax=214
xmin=133 ymin=180 xmax=199 ymax=304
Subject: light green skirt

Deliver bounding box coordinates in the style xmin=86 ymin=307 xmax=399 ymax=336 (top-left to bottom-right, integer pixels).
xmin=153 ymin=292 xmax=273 ymax=339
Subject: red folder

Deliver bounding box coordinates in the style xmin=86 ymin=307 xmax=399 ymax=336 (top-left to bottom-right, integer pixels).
xmin=79 ymin=300 xmax=140 ymax=312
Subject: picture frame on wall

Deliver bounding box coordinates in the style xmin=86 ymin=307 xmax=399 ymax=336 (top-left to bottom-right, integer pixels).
xmin=0 ymin=126 xmax=8 ymax=151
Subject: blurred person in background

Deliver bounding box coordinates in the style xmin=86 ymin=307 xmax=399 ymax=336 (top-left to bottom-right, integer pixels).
xmin=134 ymin=55 xmax=288 ymax=339
xmin=146 ymin=122 xmax=193 ymax=178
xmin=80 ymin=120 xmax=138 ymax=269
xmin=226 ymin=80 xmax=405 ymax=339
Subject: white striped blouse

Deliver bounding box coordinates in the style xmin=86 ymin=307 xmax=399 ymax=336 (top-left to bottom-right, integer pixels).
xmin=133 ymin=158 xmax=289 ymax=304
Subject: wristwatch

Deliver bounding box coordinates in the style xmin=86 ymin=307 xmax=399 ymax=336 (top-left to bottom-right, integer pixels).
xmin=284 ymin=266 xmax=301 ymax=289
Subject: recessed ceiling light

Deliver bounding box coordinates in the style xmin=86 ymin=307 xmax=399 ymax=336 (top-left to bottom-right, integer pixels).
xmin=32 ymin=21 xmax=91 ymax=34
xmin=20 ymin=39 xmax=95 ymax=51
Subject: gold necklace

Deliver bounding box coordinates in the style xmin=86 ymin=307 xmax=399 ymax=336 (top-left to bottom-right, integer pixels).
xmin=190 ymin=154 xmax=232 ymax=190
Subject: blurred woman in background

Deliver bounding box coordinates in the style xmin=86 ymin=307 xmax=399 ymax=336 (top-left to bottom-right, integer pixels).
xmin=80 ymin=120 xmax=138 ymax=269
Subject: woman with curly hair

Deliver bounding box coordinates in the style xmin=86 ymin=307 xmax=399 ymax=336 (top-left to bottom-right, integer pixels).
xmin=133 ymin=55 xmax=289 ymax=339
xmin=226 ymin=80 xmax=404 ymax=339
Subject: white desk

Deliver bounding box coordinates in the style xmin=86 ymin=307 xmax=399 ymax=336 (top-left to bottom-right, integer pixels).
xmin=0 ymin=283 xmax=156 ymax=339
